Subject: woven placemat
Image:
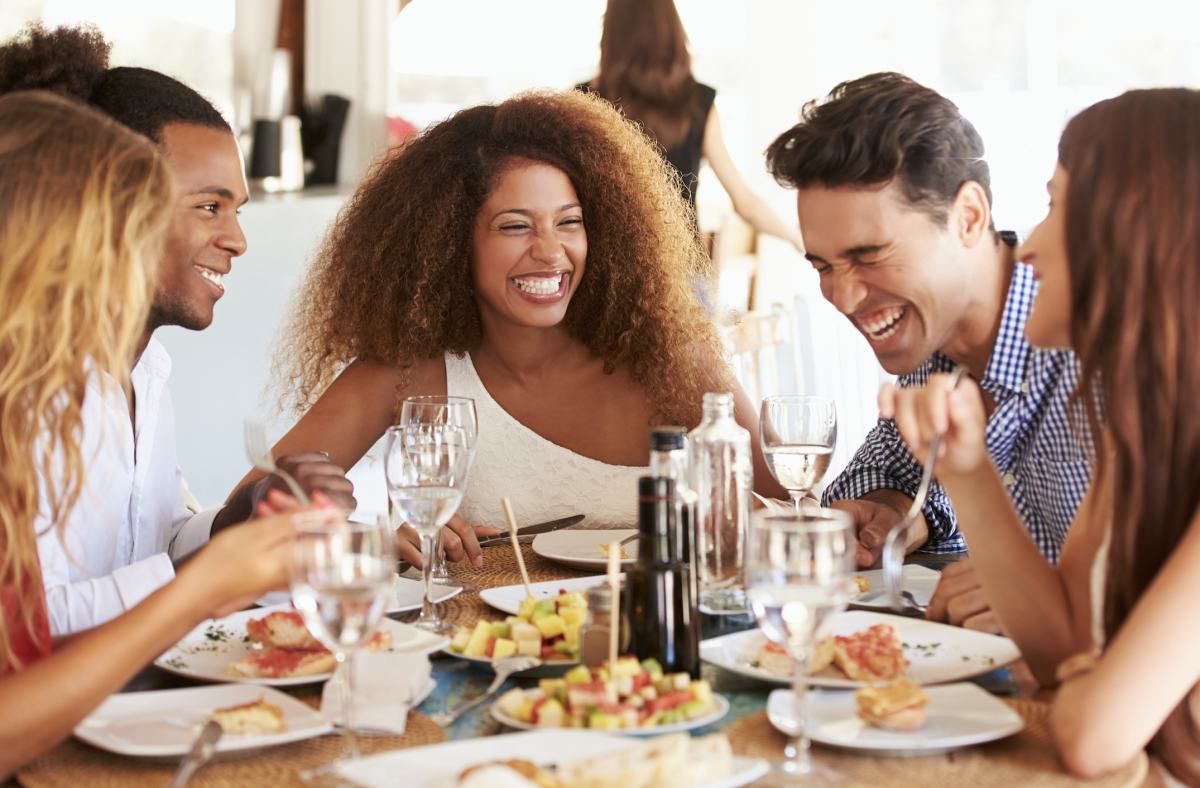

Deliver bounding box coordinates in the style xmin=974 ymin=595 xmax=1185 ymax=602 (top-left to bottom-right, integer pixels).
xmin=17 ymin=710 xmax=444 ymax=788
xmin=724 ymin=699 xmax=1148 ymax=787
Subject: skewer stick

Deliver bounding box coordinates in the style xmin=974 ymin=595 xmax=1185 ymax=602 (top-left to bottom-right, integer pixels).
xmin=606 ymin=541 xmax=620 ymax=691
xmin=501 ymin=497 xmax=533 ymax=597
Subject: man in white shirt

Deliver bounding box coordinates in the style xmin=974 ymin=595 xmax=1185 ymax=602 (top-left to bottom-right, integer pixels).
xmin=6 ymin=26 xmax=355 ymax=636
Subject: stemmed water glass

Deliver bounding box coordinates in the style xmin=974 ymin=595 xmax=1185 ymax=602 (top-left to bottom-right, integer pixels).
xmin=747 ymin=508 xmax=855 ymax=780
xmin=383 ymin=395 xmax=475 ymax=633
xmin=290 ymin=511 xmax=395 ymax=774
xmin=760 ymin=396 xmax=837 ymax=510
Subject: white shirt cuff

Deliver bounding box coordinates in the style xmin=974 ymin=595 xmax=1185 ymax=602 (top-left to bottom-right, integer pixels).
xmin=111 ymin=553 xmax=176 ymax=610
xmin=170 ymin=508 xmax=220 ymax=561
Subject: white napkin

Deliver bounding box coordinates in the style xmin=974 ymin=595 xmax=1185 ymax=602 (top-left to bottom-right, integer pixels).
xmin=320 ymin=650 xmax=435 ymax=735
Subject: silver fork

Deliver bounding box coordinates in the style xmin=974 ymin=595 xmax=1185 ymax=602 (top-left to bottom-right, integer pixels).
xmin=243 ymin=420 xmax=310 ymax=505
xmin=431 ymin=655 xmax=540 ymax=726
xmin=882 ymin=366 xmax=966 ymax=614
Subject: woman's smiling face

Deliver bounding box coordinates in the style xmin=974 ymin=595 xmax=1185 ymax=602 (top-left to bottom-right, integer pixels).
xmin=471 ymin=158 xmax=587 ymax=330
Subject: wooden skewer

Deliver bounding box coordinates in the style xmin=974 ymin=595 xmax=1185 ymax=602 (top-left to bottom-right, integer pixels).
xmin=501 ymin=497 xmax=533 ymax=598
xmin=606 ymin=541 xmax=620 ymax=689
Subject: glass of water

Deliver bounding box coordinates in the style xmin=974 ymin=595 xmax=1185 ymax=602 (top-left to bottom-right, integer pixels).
xmin=747 ymin=508 xmax=855 ymax=779
xmin=290 ymin=512 xmax=395 ymax=767
xmin=760 ymin=396 xmax=837 ymax=510
xmin=383 ymin=395 xmax=474 ymax=633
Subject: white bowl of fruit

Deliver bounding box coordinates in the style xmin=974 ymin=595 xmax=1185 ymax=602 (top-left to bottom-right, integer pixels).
xmin=447 ymin=591 xmax=587 ymax=674
xmin=491 ymin=657 xmax=728 ymax=735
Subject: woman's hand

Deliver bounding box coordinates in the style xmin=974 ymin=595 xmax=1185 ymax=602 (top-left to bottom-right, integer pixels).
xmin=878 ymin=372 xmax=989 ymax=477
xmin=177 ymin=512 xmax=296 ymax=619
xmin=394 ymin=514 xmax=502 ymax=568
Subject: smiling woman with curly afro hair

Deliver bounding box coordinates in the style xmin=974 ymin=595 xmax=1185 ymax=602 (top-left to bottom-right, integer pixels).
xmin=255 ymin=90 xmax=785 ymax=556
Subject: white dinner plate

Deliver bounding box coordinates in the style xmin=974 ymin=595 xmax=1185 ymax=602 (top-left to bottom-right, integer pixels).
xmin=155 ymin=605 xmax=449 ymax=686
xmin=74 ymin=684 xmax=332 ymax=757
xmin=532 ymin=529 xmax=637 ymax=571
xmin=490 ymin=689 xmax=730 ymax=736
xmin=257 ymin=573 xmax=461 ymax=612
xmin=335 ymin=729 xmax=767 ymax=787
xmin=769 ymin=683 xmax=1024 ymax=755
xmin=480 ymin=574 xmax=619 ymax=615
xmin=700 ymin=611 xmax=1020 ymax=688
xmin=851 ymin=565 xmax=941 ymax=608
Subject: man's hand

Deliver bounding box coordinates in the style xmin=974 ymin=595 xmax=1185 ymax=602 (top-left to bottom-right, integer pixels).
xmin=216 ymin=453 xmax=356 ymax=533
xmin=830 ymin=491 xmax=929 ymax=568
xmin=925 ymin=559 xmax=1004 ymax=634
xmin=270 ymin=452 xmax=356 ymax=512
xmin=395 ymin=514 xmax=502 ymax=569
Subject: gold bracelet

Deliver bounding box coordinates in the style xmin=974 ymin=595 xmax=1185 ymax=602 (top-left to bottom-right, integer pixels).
xmin=1055 ymin=650 xmax=1101 ymax=684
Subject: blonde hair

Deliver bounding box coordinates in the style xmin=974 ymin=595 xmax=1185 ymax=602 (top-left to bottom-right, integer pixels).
xmin=0 ymin=91 xmax=173 ymax=670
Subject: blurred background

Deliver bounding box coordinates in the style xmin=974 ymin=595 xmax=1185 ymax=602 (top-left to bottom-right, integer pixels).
xmin=4 ymin=0 xmax=1197 ymax=514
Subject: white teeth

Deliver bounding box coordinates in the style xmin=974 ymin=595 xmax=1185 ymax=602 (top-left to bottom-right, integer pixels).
xmin=197 ymin=268 xmax=224 ymax=289
xmin=512 ymin=273 xmax=563 ymax=295
xmin=858 ymin=306 xmax=904 ymax=340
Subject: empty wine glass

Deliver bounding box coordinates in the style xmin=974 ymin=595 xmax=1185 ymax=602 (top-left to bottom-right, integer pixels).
xmin=290 ymin=511 xmax=395 ymax=773
xmin=383 ymin=395 xmax=474 ymax=633
xmin=747 ymin=508 xmax=855 ymax=780
xmin=760 ymin=396 xmax=837 ymax=511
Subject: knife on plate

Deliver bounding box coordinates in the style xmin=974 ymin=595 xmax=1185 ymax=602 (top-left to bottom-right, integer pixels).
xmin=169 ymin=719 xmax=222 ymax=788
xmin=477 ymin=514 xmax=585 ymax=547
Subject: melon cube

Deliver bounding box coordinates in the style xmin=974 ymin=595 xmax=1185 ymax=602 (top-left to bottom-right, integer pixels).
xmin=534 ymin=614 xmax=565 ymax=639
xmin=463 ymin=621 xmax=492 ymax=657
xmin=492 ymin=637 xmax=517 ymax=660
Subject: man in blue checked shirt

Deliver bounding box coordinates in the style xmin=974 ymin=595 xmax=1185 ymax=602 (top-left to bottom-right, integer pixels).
xmin=766 ymin=73 xmax=1092 ymax=633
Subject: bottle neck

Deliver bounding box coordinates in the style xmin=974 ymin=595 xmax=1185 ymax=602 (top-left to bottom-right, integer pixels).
xmin=637 ymin=479 xmax=675 ymax=564
xmin=648 ymin=448 xmax=688 ymax=483
xmin=701 ymin=401 xmax=734 ymax=423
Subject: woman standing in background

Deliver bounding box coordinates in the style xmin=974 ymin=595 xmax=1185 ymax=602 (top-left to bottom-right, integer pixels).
xmin=580 ymin=0 xmax=805 ymax=254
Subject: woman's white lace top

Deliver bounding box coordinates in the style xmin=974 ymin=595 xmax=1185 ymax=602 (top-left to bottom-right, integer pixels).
xmin=446 ymin=353 xmax=646 ymax=528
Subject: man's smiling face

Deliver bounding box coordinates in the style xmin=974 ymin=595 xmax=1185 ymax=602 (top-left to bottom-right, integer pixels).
xmin=149 ymin=122 xmax=249 ymax=332
xmin=797 ymin=181 xmax=974 ymax=375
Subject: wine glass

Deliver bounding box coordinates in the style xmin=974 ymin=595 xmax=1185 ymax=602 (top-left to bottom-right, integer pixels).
xmin=290 ymin=511 xmax=395 ymax=771
xmin=760 ymin=396 xmax=837 ymax=511
xmin=414 ymin=397 xmax=478 ymax=591
xmin=383 ymin=396 xmax=474 ymax=632
xmin=747 ymin=508 xmax=855 ymax=780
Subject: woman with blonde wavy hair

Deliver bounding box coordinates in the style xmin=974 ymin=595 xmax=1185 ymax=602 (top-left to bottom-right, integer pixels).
xmin=0 ymin=91 xmax=296 ymax=777
xmin=248 ymin=90 xmax=786 ymax=566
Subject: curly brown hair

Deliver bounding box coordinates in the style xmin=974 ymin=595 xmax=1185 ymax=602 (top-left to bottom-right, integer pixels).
xmin=278 ymin=90 xmax=727 ymax=425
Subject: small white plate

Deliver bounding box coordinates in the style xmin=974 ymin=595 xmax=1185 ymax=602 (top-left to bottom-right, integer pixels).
xmin=74 ymin=684 xmax=332 ymax=757
xmin=336 ymin=728 xmax=767 ymax=787
xmin=155 ymin=605 xmax=449 ymax=686
xmin=491 ymin=689 xmax=730 ymax=735
xmin=257 ymin=574 xmax=461 ymax=613
xmin=769 ymin=683 xmax=1024 ymax=754
xmin=700 ymin=611 xmax=1020 ymax=688
xmin=480 ymin=575 xmax=618 ymax=615
xmin=532 ymin=529 xmax=637 ymax=571
xmin=851 ymin=565 xmax=941 ymax=608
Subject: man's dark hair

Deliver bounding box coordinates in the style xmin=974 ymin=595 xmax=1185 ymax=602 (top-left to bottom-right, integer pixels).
xmin=766 ymin=72 xmax=992 ymax=227
xmin=0 ymin=23 xmax=229 ymax=142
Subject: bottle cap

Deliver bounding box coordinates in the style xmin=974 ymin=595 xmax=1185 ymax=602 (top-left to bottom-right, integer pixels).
xmin=649 ymin=426 xmax=687 ymax=452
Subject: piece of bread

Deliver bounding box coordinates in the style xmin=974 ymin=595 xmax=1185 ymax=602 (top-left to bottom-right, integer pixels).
xmin=830 ymin=623 xmax=908 ymax=681
xmin=458 ymin=760 xmax=557 ymax=788
xmin=210 ymin=696 xmax=287 ymax=734
xmin=228 ymin=648 xmax=337 ymax=679
xmin=856 ymin=679 xmax=928 ymax=731
xmin=247 ymin=610 xmax=322 ymax=651
xmin=853 ymin=575 xmax=871 ymax=595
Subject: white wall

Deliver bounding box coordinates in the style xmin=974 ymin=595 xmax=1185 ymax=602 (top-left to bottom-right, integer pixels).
xmin=157 ymin=189 xmax=349 ymax=507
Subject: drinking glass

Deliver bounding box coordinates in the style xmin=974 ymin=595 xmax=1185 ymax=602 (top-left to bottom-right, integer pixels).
xmin=759 ymin=396 xmax=837 ymax=510
xmin=290 ymin=511 xmax=395 ymax=771
xmin=383 ymin=395 xmax=475 ymax=632
xmin=747 ymin=508 xmax=855 ymax=779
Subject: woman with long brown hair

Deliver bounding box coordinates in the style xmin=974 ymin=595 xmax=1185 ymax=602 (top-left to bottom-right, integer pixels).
xmin=0 ymin=90 xmax=297 ymax=777
xmin=248 ymin=89 xmax=787 ymax=567
xmin=581 ymin=0 xmax=804 ymax=253
xmin=883 ymin=88 xmax=1200 ymax=782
